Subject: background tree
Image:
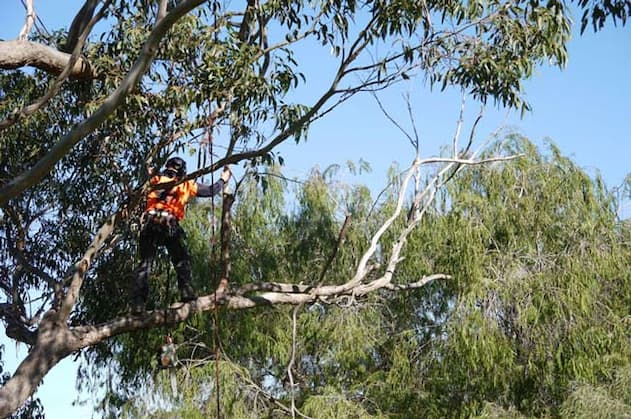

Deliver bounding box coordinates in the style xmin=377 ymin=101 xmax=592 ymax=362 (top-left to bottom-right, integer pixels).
xmin=91 ymin=137 xmax=630 ymax=417
xmin=0 ymin=0 xmax=629 ymax=416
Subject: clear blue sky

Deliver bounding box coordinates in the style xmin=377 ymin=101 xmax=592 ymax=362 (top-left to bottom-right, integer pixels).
xmin=1 ymin=1 xmax=630 ymax=417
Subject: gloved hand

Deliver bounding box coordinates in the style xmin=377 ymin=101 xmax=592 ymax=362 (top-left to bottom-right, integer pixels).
xmin=220 ymin=165 xmax=231 ymax=183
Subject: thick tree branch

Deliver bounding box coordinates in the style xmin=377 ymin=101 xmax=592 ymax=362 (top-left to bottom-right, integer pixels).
xmin=157 ymin=0 xmax=168 ymax=22
xmin=0 ymin=310 xmax=73 ymax=417
xmin=61 ymin=0 xmax=99 ymax=53
xmin=0 ymin=268 xmax=447 ymax=417
xmin=0 ymin=40 xmax=94 ymax=79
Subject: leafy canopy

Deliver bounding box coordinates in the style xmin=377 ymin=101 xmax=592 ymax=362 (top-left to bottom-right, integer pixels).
xmin=82 ymin=137 xmax=630 ymax=418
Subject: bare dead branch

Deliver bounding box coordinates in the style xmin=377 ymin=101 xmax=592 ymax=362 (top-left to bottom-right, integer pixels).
xmin=453 ymin=92 xmax=466 ymax=157
xmin=18 ymin=0 xmax=35 ymax=40
xmin=346 ymin=159 xmax=420 ymax=289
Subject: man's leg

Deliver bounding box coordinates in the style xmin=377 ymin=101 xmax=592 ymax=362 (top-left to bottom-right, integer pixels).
xmin=132 ymin=226 xmax=158 ymax=313
xmin=166 ymin=224 xmax=197 ymax=302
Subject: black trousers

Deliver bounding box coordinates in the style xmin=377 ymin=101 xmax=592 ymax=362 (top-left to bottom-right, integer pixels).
xmin=131 ymin=216 xmax=193 ymax=306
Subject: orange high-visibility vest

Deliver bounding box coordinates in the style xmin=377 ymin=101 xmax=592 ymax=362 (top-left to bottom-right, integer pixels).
xmin=145 ymin=175 xmax=198 ymax=220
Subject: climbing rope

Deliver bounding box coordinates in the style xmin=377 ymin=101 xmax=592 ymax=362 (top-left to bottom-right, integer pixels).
xmin=200 ymin=110 xmax=222 ymax=418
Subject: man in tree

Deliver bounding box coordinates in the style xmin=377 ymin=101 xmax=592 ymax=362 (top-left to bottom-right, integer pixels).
xmin=131 ymin=157 xmax=231 ymax=314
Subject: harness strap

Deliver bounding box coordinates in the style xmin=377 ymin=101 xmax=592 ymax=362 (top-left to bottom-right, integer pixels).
xmin=141 ymin=209 xmax=178 ymax=229
xmin=147 ymin=209 xmax=175 ymax=218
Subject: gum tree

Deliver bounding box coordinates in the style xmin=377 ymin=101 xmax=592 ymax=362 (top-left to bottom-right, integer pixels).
xmin=0 ymin=0 xmax=628 ymax=415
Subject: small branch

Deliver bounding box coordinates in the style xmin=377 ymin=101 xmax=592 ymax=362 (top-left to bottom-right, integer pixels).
xmin=442 ymin=104 xmax=485 ymax=185
xmin=453 ymin=92 xmax=466 ymax=157
xmin=371 ymin=92 xmax=416 ymax=149
xmin=58 ymin=213 xmax=120 ymax=321
xmin=405 ymin=92 xmax=421 ymax=155
xmin=219 ymin=189 xmax=235 ymax=284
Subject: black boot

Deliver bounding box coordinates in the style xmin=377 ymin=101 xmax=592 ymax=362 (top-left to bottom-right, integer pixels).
xmin=180 ymin=282 xmax=197 ymax=302
xmin=131 ymin=298 xmax=145 ymax=315
xmin=131 ymin=267 xmax=150 ymax=314
xmin=175 ymin=260 xmax=196 ymax=302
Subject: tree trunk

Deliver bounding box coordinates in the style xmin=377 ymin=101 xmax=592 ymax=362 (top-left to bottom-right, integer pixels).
xmin=0 ymin=314 xmax=73 ymax=418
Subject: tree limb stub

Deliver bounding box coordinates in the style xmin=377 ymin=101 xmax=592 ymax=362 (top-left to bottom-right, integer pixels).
xmin=0 ymin=40 xmax=95 ymax=79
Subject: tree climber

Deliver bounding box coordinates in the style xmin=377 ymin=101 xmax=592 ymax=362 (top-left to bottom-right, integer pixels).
xmin=131 ymin=157 xmax=231 ymax=314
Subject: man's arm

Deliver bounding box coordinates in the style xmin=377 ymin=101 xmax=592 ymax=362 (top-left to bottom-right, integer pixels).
xmin=196 ymin=166 xmax=231 ymax=197
xmin=196 ymin=179 xmax=224 ymax=197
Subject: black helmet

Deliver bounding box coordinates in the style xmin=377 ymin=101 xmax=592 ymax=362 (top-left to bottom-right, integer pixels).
xmin=165 ymin=157 xmax=187 ymax=178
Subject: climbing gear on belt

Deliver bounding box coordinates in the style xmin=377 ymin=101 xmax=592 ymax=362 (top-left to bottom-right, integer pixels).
xmin=145 ymin=209 xmax=177 ymax=223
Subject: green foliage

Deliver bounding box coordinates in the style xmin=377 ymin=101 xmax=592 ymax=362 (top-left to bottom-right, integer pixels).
xmin=560 ymin=365 xmax=631 ymax=418
xmin=80 ymin=136 xmax=630 ymax=418
xmin=301 ymin=386 xmax=377 ymax=418
xmin=415 ymin=137 xmax=630 ymax=417
xmin=1 ymin=0 xmax=629 ymax=416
